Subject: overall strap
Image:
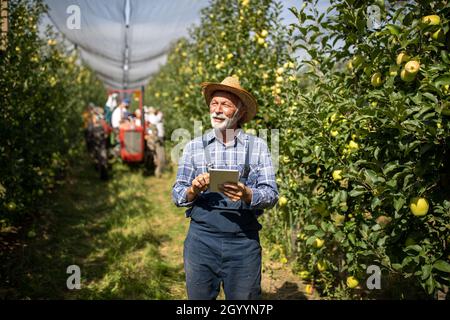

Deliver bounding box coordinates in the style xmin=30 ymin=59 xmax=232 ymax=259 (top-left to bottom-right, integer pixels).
xmin=202 ymin=134 xmax=213 ymax=171
xmin=240 ymin=134 xmax=255 ymax=183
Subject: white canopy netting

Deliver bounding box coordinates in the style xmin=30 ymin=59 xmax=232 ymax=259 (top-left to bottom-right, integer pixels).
xmin=44 ymin=0 xmax=209 ymax=90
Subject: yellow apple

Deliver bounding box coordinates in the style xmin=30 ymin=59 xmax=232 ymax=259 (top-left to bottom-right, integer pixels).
xmin=431 ymin=28 xmax=445 ymax=42
xmin=299 ymin=271 xmax=310 ymax=279
xmin=305 ymin=284 xmax=314 ymax=294
xmin=352 ymin=55 xmax=364 ymax=68
xmin=278 ymin=196 xmax=288 ymax=207
xmin=332 ymin=170 xmax=343 ymax=181
xmin=421 ymin=15 xmax=440 ymax=26
xmin=348 ymin=140 xmax=359 ymax=150
xmin=404 ymin=60 xmax=420 ymax=75
xmin=441 ymin=102 xmax=450 ymax=116
xmin=313 ymin=238 xmax=325 ymax=248
xmin=346 ymin=276 xmax=359 ymax=289
xmin=400 ymin=69 xmax=415 ymax=82
xmin=371 ymin=72 xmax=382 ymax=87
xmin=317 ymin=260 xmax=327 ymax=272
xmin=396 ymin=52 xmax=410 ymax=65
xmin=332 ymin=213 xmax=346 ymax=225
xmin=346 ymin=60 xmax=353 ymax=71
xmin=410 ymin=197 xmax=429 ymax=216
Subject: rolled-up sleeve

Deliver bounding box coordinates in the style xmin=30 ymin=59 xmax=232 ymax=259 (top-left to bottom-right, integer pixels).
xmin=245 ymin=139 xmax=279 ymax=210
xmin=172 ymin=141 xmax=196 ymax=207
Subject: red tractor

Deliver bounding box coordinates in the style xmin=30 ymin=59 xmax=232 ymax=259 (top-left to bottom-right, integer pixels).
xmin=106 ymin=88 xmax=164 ymax=177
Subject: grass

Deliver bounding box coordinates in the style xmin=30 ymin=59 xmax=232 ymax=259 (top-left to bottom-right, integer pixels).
xmin=1 ymin=156 xmax=188 ymax=299
xmin=1 ymin=154 xmax=311 ymax=300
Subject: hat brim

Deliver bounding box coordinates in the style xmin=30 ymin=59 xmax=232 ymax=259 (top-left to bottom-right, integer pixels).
xmin=201 ymin=82 xmax=257 ymax=123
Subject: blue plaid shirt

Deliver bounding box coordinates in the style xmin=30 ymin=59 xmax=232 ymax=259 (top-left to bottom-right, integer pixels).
xmin=172 ymin=129 xmax=278 ymax=211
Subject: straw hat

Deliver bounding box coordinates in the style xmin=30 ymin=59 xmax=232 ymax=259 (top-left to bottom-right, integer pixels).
xmin=201 ymin=76 xmax=257 ymax=123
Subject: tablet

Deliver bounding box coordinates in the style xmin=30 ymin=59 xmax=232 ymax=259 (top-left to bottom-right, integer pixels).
xmin=209 ymin=169 xmax=239 ymax=192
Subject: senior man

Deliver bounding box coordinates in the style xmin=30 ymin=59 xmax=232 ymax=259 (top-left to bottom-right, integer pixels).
xmin=172 ymin=76 xmax=278 ymax=300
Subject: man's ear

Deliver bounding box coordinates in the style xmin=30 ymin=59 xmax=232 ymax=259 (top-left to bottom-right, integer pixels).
xmin=240 ymin=109 xmax=247 ymax=122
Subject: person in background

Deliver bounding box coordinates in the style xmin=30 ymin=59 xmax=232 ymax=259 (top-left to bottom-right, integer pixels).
xmin=134 ymin=108 xmax=142 ymax=127
xmin=110 ymin=98 xmax=130 ymax=156
xmin=155 ymin=108 xmax=165 ymax=142
xmin=143 ymin=106 xmax=166 ymax=177
xmin=111 ymin=98 xmax=130 ymax=129
xmin=88 ymin=107 xmax=110 ymax=180
xmin=83 ymin=103 xmax=96 ymax=154
xmin=144 ymin=106 xmax=164 ymax=142
xmin=104 ymin=92 xmax=119 ymax=126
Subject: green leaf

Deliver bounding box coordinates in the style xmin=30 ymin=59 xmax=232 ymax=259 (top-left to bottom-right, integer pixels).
xmin=346 ymin=252 xmax=354 ymax=262
xmin=433 ymin=260 xmax=450 ymax=273
xmin=386 ymin=179 xmax=397 ymax=188
xmin=434 ymin=74 xmax=450 ymax=87
xmin=404 ymin=245 xmax=422 ymax=253
xmin=402 ymin=256 xmax=413 ymax=267
xmin=421 ymin=264 xmax=432 ymax=280
xmin=425 ymin=275 xmax=435 ymax=295
xmin=372 ymin=224 xmax=381 ymax=232
xmin=348 ymin=233 xmax=356 ymax=245
xmin=315 ymin=230 xmax=325 ymax=238
xmin=374 ymin=146 xmax=381 ymax=160
xmin=383 ymin=161 xmax=399 ymax=175
xmin=349 ymin=186 xmax=366 ymax=197
xmin=440 ymin=50 xmax=450 ymax=64
xmin=304 ymin=224 xmax=318 ymax=231
xmin=392 ymin=263 xmax=402 ymax=271
xmin=394 ymin=197 xmax=406 ymax=212
xmin=371 ymin=197 xmax=382 ymax=210
xmin=385 ymin=24 xmax=401 ymax=36
xmin=422 ymin=92 xmax=438 ymax=104
xmin=365 ymin=169 xmax=378 ymax=185
xmin=306 ymin=236 xmax=316 ymax=246
xmin=403 ymin=174 xmax=415 ymax=191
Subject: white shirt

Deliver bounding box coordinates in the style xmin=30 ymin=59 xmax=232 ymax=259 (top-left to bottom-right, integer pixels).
xmin=135 ymin=118 xmax=142 ymax=127
xmin=144 ymin=112 xmax=164 ymax=138
xmin=111 ymin=107 xmax=125 ymax=129
xmin=145 ymin=112 xmax=162 ymax=125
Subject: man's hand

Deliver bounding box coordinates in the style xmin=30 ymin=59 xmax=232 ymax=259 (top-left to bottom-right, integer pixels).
xmin=186 ymin=173 xmax=210 ymax=202
xmin=219 ymin=182 xmax=252 ymax=204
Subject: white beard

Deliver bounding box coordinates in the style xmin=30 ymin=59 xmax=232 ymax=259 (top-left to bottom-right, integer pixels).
xmin=210 ymin=111 xmax=240 ymax=130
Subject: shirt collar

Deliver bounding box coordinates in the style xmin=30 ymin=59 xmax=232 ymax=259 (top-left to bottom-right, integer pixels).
xmin=205 ymin=128 xmax=246 ymax=147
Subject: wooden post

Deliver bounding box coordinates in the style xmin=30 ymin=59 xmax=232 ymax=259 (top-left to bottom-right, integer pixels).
xmin=1 ymin=0 xmax=8 ymax=51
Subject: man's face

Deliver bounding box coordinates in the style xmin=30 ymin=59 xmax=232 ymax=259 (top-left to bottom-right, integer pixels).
xmin=209 ymin=91 xmax=242 ymax=130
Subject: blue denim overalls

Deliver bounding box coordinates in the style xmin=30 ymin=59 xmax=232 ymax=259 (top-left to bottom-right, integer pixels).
xmin=184 ymin=133 xmax=262 ymax=300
